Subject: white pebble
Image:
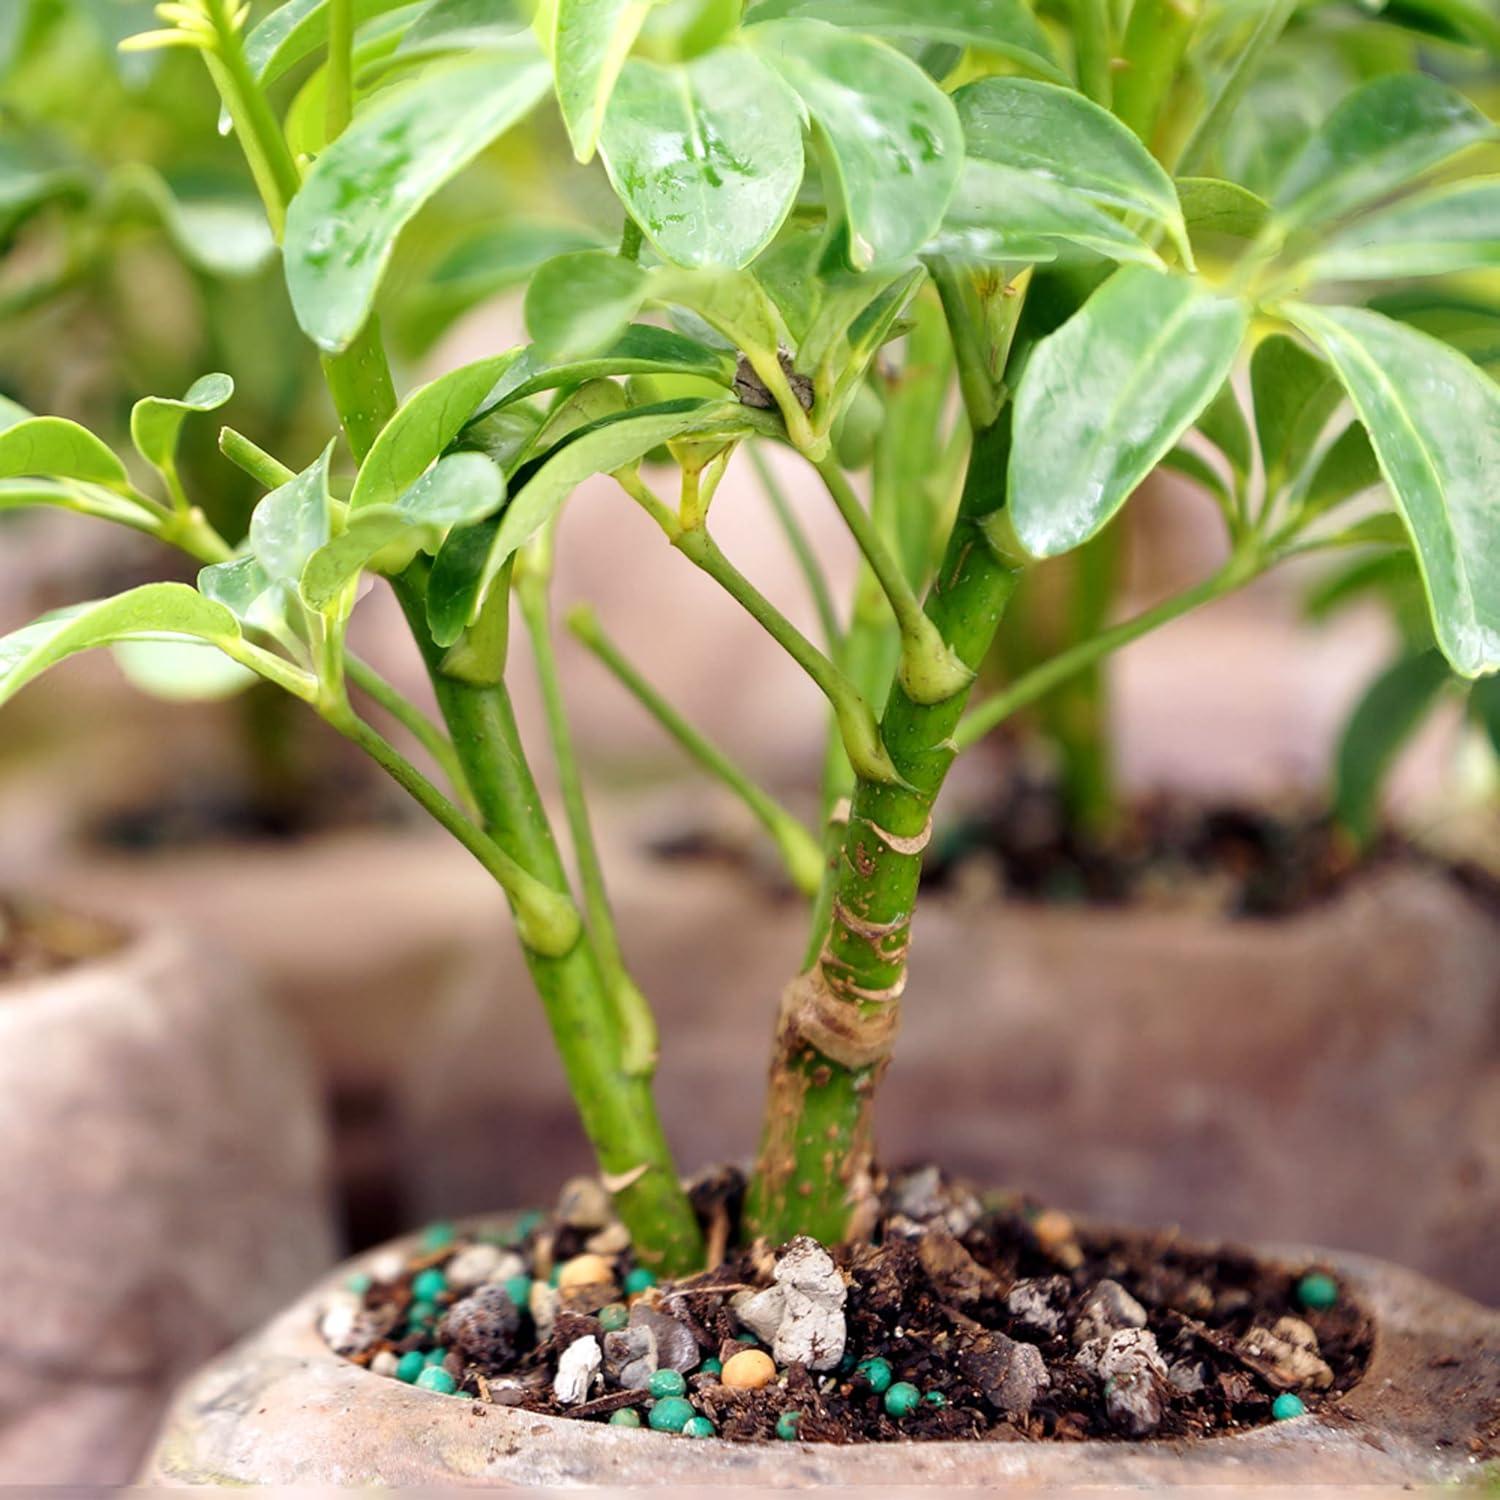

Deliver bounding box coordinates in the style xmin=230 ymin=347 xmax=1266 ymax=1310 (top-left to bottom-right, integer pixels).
xmin=367 ymin=1248 xmax=406 ymax=1284
xmin=554 ymin=1335 xmax=602 ymax=1405
xmin=445 ymin=1243 xmax=505 ymax=1292
xmin=371 ymin=1350 xmax=400 ymax=1378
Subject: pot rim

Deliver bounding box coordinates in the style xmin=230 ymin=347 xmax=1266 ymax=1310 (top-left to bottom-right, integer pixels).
xmin=143 ymin=1212 xmax=1500 ymax=1487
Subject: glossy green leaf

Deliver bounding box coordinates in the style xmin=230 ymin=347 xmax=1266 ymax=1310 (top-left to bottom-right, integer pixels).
xmin=1196 ymin=378 xmax=1251 ymax=479
xmin=524 ymin=251 xmax=651 ymax=359
xmin=130 ymin=373 xmax=234 ymax=479
xmin=1334 ymin=649 xmax=1451 ymax=843
xmin=1250 ymin=334 xmax=1338 ymax=493
xmin=1302 ymin=421 xmax=1383 ymax=519
xmin=112 ymin=639 xmax=258 ymax=701
xmin=395 ymin=0 xmax=528 ymax=57
xmin=475 ymin=325 xmax=736 ymax=418
xmin=428 ymin=399 xmax=745 ymax=642
xmin=461 ymin=405 xmax=546 ymax=474
xmin=1176 ymin=177 xmax=1270 ymax=244
xmin=0 ymin=417 xmax=129 ymax=489
xmin=748 ymin=19 xmax=963 ymax=269
xmin=250 ymin=445 xmax=334 ymax=585
xmin=0 ymin=586 xmax=241 ymax=709
xmin=1289 ymin=301 xmax=1500 ymax=677
xmin=421 ymin=221 xmax=606 ymax=317
xmin=243 ymin=0 xmax=415 ymax=89
xmin=599 ymin=49 xmax=803 ymax=270
xmin=197 ymin=554 xmax=302 ymax=653
xmin=1010 ymin=267 xmax=1249 ymax=558
xmin=302 ymin=451 xmax=504 ymax=608
xmin=1159 ymin=444 xmax=1231 ymax=506
xmin=1301 ymin=176 xmax=1500 ymax=284
xmin=352 ymin=354 xmax=518 ymax=511
xmin=1376 ymin=0 xmax=1500 ymax=51
xmin=955 ymin=78 xmax=1190 ymax=264
xmin=552 ymin=0 xmax=655 ymax=163
xmin=1272 ymin=74 xmax=1495 ymax=235
xmin=284 ymin=52 xmax=549 ymax=352
xmin=936 ymin=160 xmax=1163 ymax=268
xmin=743 ymin=0 xmax=1064 ymax=83
xmin=1304 ymin=549 xmax=1419 ymax=626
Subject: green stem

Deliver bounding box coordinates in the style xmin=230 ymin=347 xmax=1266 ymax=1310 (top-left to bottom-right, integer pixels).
xmin=1112 ymin=0 xmax=1201 ymax=152
xmin=953 ymin=556 xmax=1259 ymax=751
xmin=330 ymin=705 xmax=581 ymax=954
xmin=220 ymin=425 xmax=296 ymax=489
xmin=568 ymin=602 xmax=825 ymax=898
xmin=202 ymin=0 xmax=301 ymax=239
xmin=744 ymin=417 xmax=1025 ymax=1245
xmin=345 ymin=654 xmax=472 ymax=808
xmin=1176 ymin=0 xmax=1298 ymax=177
xmin=749 ymin=445 xmax=841 ymax=652
xmin=517 ymin=560 xmax=661 ymax=1078
xmin=392 ymin=568 xmax=703 ymax=1272
xmin=816 ymin=457 xmax=971 ymax=706
xmin=320 ymin=318 xmax=399 ymax=462
xmin=326 ymin=0 xmax=354 ymax=143
xmin=1069 ymin=0 xmax=1114 ymax=107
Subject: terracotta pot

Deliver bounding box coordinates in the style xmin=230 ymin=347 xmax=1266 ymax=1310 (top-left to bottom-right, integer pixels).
xmin=0 ymin=912 xmax=336 ymax=1485
xmin=140 ymin=1220 xmax=1498 ymax=1486
xmin=397 ymin=847 xmax=1500 ymax=1303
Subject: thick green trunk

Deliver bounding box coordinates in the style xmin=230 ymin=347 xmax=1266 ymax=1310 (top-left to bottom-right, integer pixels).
xmin=744 ymin=418 xmax=1023 ymax=1244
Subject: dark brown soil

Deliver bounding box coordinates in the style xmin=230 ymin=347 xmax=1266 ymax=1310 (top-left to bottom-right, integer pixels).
xmin=0 ymin=893 xmax=124 ymax=983
xmin=332 ymin=1169 xmax=1374 ymax=1445
xmin=925 ymin=780 xmax=1499 ymax=919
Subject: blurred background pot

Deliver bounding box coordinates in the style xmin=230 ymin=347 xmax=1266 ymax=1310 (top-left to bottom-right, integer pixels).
xmin=139 ymin=1222 xmax=1498 ymax=1486
xmin=397 ymin=833 xmax=1499 ymax=1304
xmin=0 ymin=902 xmax=335 ymax=1484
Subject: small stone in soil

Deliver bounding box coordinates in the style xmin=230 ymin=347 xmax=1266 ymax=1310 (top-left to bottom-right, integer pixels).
xmin=598 ymin=1303 xmax=629 ymax=1332
xmin=857 ymin=1356 xmax=893 ymax=1394
xmin=442 ymin=1283 xmax=523 ymax=1366
xmin=609 ymin=1407 xmax=642 ymax=1427
xmin=603 ymin=1325 xmax=657 ymax=1389
xmin=371 ymin=1350 xmax=399 ymax=1378
xmin=559 ymin=1253 xmax=615 ymax=1293
xmin=395 ymin=1350 xmax=425 ymax=1383
xmin=1238 ymin=1318 xmax=1333 ymax=1391
xmin=1272 ymin=1392 xmax=1308 ymax=1420
xmin=629 ymin=1303 xmax=699 ymax=1371
xmin=884 ymin=1382 xmax=921 ymax=1417
xmin=684 ymin=1415 xmax=716 ymax=1437
xmin=443 ymin=1242 xmax=505 ymax=1292
xmin=648 ymin=1368 xmax=686 ymax=1398
xmin=1073 ymin=1279 xmax=1148 ymax=1346
xmin=558 ymin=1175 xmax=613 ymax=1230
xmin=775 ymin=1410 xmax=802 ymax=1441
xmin=767 ymin=1237 xmax=847 ymax=1372
xmin=624 ymin=1267 xmax=656 ymax=1295
xmin=554 ymin=1336 xmax=603 ymax=1405
xmin=1297 ymin=1272 xmax=1339 ymax=1311
xmin=722 ymin=1349 xmax=776 ymax=1389
xmin=648 ymin=1396 xmax=695 ymax=1432
xmin=416 ymin=1365 xmax=458 ymax=1394
xmin=1007 ymin=1276 xmax=1068 ymax=1337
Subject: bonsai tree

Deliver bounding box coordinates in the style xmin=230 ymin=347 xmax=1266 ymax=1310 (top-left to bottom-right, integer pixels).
xmin=3 ymin=0 xmax=1500 ymax=1277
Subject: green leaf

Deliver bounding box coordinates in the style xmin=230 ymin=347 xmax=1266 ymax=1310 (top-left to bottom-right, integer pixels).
xmin=1250 ymin=334 xmax=1338 ymax=493
xmin=598 ymin=49 xmax=803 ymax=270
xmin=524 ymin=251 xmax=651 ymax=359
xmin=1302 ymin=420 xmax=1383 ymax=519
xmin=112 ymin=639 xmax=259 ymax=701
xmin=243 ymin=0 xmax=415 ymax=89
xmin=474 ymin=324 xmax=736 ymax=418
xmin=395 ymin=0 xmax=528 ymax=57
xmin=0 ymin=585 xmax=241 ymax=710
xmin=1196 ymin=378 xmax=1251 ymax=479
xmin=0 ymin=416 xmax=129 ymax=489
xmin=1376 ymin=0 xmax=1500 ymax=51
xmin=552 ymin=0 xmax=655 ymax=163
xmin=742 ymin=0 xmax=1064 ymax=83
xmin=1176 ymin=176 xmax=1270 ymax=244
xmin=130 ymin=373 xmax=234 ymax=480
xmin=1304 ymin=549 xmax=1419 ymax=626
xmin=428 ymin=399 xmax=746 ymax=642
xmin=301 ymin=451 xmax=504 ymax=608
xmin=0 ymin=157 xmax=87 ymax=240
xmin=1334 ymin=649 xmax=1451 ymax=843
xmin=197 ymin=554 xmax=302 ymax=652
xmin=1159 ymin=444 xmax=1231 ymax=506
xmin=1370 ymin=287 xmax=1500 ymax=373
xmin=115 ymin=167 xmax=277 ymax=279
xmin=351 ymin=353 xmax=519 ymax=511
xmin=1010 ymin=267 xmax=1249 ymax=558
xmin=1272 ymin=74 xmax=1495 ymax=235
xmin=747 ymin=19 xmax=963 ymax=269
xmin=284 ymin=51 xmax=549 ymax=353
xmin=1301 ymin=176 xmax=1500 ymax=284
xmin=1471 ymin=673 xmax=1500 ymax=759
xmin=935 ymin=160 xmax=1163 ymax=268
xmin=250 ymin=445 xmax=334 ymax=585
xmin=461 ymin=405 xmax=545 ymax=474
xmin=1289 ymin=301 xmax=1500 ymax=677
xmin=955 ymin=78 xmax=1190 ymax=264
